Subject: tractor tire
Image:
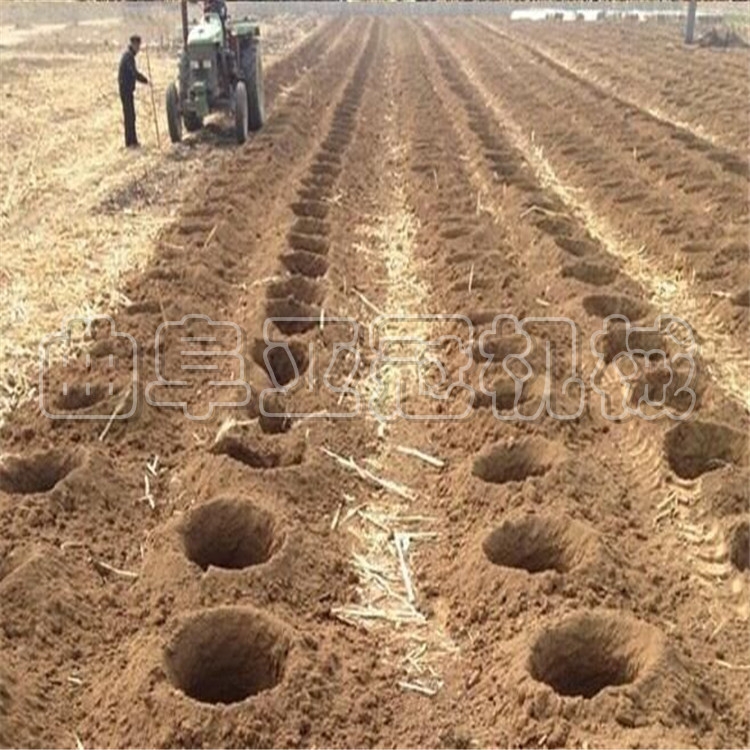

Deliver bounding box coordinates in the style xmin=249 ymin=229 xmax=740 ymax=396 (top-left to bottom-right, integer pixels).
xmin=166 ymin=82 xmax=182 ymax=144
xmin=240 ymin=40 xmax=264 ymax=131
xmin=235 ymin=81 xmax=249 ymax=144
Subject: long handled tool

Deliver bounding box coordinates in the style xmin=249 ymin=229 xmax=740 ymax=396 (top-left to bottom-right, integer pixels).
xmin=144 ymin=45 xmax=161 ymax=149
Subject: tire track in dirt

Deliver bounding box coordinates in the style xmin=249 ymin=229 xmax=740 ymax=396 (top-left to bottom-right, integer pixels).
xmin=442 ymin=18 xmax=750 ymax=412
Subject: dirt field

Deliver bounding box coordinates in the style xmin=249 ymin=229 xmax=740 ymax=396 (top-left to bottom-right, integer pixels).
xmin=1 ymin=5 xmax=749 ymax=749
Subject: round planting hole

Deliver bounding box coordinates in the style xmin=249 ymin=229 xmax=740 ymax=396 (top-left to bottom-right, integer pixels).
xmin=164 ymin=607 xmax=288 ymax=705
xmin=252 ymin=339 xmax=309 ymax=387
xmin=561 ymin=261 xmax=619 ymax=286
xmin=266 ymin=277 xmax=325 ymax=306
xmin=265 ymin=299 xmax=320 ymax=334
xmin=472 ymin=438 xmax=560 ymax=485
xmin=598 ymin=323 xmax=665 ymax=364
xmin=53 ymin=383 xmax=115 ymax=412
xmin=182 ymin=498 xmax=279 ymax=571
xmin=555 ymin=236 xmax=598 ymax=257
xmin=629 ymin=362 xmax=701 ymax=414
xmin=0 ymin=450 xmax=79 ymax=495
xmin=291 ymin=200 xmax=328 ymax=219
xmin=664 ymin=421 xmax=747 ymax=479
xmin=528 ymin=611 xmax=663 ymax=699
xmin=291 ymin=217 xmax=330 ymax=237
xmin=476 ymin=333 xmax=530 ymax=361
xmin=729 ymin=521 xmax=749 ymax=572
xmin=287 ymin=232 xmax=329 ymax=255
xmin=483 ymin=516 xmax=584 ymax=573
xmin=582 ymin=294 xmax=649 ymax=322
xmin=280 ymin=251 xmax=329 ymax=279
xmin=475 ymin=378 xmax=529 ymax=411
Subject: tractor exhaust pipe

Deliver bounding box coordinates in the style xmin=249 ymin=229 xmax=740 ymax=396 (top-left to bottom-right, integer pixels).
xmin=181 ymin=0 xmax=189 ymax=47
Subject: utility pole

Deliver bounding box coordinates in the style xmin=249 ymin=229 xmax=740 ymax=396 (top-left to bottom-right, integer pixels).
xmin=685 ymin=0 xmax=698 ymax=44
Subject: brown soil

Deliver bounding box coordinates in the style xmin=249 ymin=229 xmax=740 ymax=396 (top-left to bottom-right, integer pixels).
xmin=0 ymin=10 xmax=749 ymax=750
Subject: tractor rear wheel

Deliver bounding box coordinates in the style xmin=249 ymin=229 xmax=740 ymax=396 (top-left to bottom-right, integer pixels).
xmin=166 ymin=82 xmax=182 ymax=144
xmin=235 ymin=81 xmax=249 ymax=144
xmin=240 ymin=40 xmax=264 ymax=131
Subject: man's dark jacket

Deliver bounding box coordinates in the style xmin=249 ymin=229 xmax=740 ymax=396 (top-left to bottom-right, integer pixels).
xmin=118 ymin=46 xmax=147 ymax=97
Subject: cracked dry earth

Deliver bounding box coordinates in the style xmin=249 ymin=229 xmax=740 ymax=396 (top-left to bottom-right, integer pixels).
xmin=1 ymin=14 xmax=749 ymax=750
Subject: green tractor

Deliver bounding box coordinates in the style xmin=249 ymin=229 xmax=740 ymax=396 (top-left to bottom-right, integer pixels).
xmin=166 ymin=0 xmax=264 ymax=144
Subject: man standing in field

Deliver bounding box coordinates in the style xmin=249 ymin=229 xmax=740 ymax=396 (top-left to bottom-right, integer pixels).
xmin=118 ymin=35 xmax=149 ymax=148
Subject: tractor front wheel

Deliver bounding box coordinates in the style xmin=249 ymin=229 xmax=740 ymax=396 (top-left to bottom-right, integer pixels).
xmin=235 ymin=81 xmax=249 ymax=144
xmin=166 ymin=83 xmax=182 ymax=144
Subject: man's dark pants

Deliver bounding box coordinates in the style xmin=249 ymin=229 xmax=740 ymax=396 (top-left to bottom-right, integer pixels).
xmin=121 ymin=92 xmax=138 ymax=147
